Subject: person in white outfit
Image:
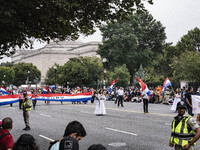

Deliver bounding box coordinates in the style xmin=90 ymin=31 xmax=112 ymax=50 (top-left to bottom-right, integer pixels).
xmin=94 ymin=89 xmax=106 ymax=116
xmin=171 ymin=88 xmax=182 ymax=111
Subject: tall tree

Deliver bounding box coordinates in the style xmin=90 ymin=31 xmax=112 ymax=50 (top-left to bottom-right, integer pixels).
xmin=0 ymin=66 xmax=15 ymax=86
xmin=98 ymin=11 xmax=166 ymax=84
xmin=172 ymin=51 xmax=200 ymax=82
xmin=12 ymin=62 xmax=41 ymax=86
xmin=0 ymin=0 xmax=153 ymax=58
xmin=62 ymin=57 xmax=103 ymax=87
xmin=176 ymin=27 xmax=200 ymax=53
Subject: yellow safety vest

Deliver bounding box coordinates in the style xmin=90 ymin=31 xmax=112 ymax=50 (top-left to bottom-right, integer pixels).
xmin=171 ymin=116 xmax=196 ymax=146
xmin=23 ymin=98 xmax=32 ymax=111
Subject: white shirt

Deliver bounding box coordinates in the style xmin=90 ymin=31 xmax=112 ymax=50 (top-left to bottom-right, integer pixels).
xmin=118 ymin=89 xmax=124 ymax=96
xmin=142 ymin=91 xmax=148 ymax=99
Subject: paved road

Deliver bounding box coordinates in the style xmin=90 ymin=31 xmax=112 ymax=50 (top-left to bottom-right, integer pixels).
xmin=1 ymin=100 xmax=200 ymax=150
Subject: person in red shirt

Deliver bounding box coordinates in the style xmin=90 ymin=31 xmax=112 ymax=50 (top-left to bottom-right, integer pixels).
xmin=0 ymin=117 xmax=14 ymax=150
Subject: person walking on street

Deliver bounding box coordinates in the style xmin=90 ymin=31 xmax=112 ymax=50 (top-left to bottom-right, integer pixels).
xmin=22 ymin=92 xmax=32 ymax=131
xmin=142 ymin=90 xmax=149 ymax=113
xmin=185 ymin=86 xmax=194 ymax=116
xmin=117 ymin=87 xmax=124 ymax=107
xmin=31 ymin=89 xmax=38 ymax=110
xmin=18 ymin=92 xmax=24 ymax=110
xmin=169 ymin=101 xmax=200 ymax=150
xmin=0 ymin=117 xmax=14 ymax=150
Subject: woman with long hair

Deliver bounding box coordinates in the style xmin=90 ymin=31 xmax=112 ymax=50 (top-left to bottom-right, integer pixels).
xmin=94 ymin=89 xmax=106 ymax=116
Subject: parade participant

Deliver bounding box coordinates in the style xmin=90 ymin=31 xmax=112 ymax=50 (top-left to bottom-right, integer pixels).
xmin=13 ymin=134 xmax=39 ymax=150
xmin=169 ymin=101 xmax=200 ymax=150
xmin=49 ymin=121 xmax=86 ymax=150
xmin=31 ymin=89 xmax=38 ymax=110
xmin=142 ymin=90 xmax=149 ymax=113
xmin=94 ymin=89 xmax=106 ymax=116
xmin=18 ymin=92 xmax=24 ymax=110
xmin=185 ymin=86 xmax=194 ymax=116
xmin=171 ymin=88 xmax=182 ymax=111
xmin=117 ymin=87 xmax=124 ymax=107
xmin=0 ymin=117 xmax=14 ymax=150
xmin=22 ymin=92 xmax=32 ymax=131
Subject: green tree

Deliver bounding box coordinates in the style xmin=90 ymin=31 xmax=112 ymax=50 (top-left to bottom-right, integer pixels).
xmin=0 ymin=66 xmax=15 ymax=86
xmin=109 ymin=64 xmax=130 ymax=87
xmin=176 ymin=27 xmax=200 ymax=53
xmin=62 ymin=57 xmax=103 ymax=87
xmin=12 ymin=62 xmax=41 ymax=86
xmin=98 ymin=11 xmax=166 ymax=84
xmin=0 ymin=0 xmax=153 ymax=58
xmin=172 ymin=51 xmax=200 ymax=82
xmin=45 ymin=64 xmax=63 ymax=86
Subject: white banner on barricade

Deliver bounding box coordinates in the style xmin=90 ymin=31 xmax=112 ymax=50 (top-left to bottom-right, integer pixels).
xmin=192 ymin=95 xmax=200 ymax=114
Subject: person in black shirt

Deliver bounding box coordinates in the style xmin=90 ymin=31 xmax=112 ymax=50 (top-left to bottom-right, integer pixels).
xmin=185 ymin=86 xmax=194 ymax=116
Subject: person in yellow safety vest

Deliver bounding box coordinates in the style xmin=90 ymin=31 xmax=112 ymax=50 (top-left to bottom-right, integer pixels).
xmin=22 ymin=92 xmax=32 ymax=131
xmin=169 ymin=101 xmax=200 ymax=150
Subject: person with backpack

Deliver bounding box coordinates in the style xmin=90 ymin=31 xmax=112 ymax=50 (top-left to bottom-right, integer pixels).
xmin=22 ymin=92 xmax=32 ymax=131
xmin=0 ymin=117 xmax=14 ymax=150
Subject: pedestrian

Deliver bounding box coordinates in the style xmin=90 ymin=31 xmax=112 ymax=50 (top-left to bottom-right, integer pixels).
xmin=142 ymin=90 xmax=149 ymax=113
xmin=117 ymin=87 xmax=124 ymax=107
xmin=94 ymin=89 xmax=106 ymax=116
xmin=13 ymin=134 xmax=39 ymax=150
xmin=22 ymin=92 xmax=32 ymax=131
xmin=88 ymin=144 xmax=106 ymax=150
xmin=171 ymin=88 xmax=182 ymax=111
xmin=18 ymin=92 xmax=24 ymax=110
xmin=31 ymin=89 xmax=38 ymax=110
xmin=0 ymin=117 xmax=14 ymax=150
xmin=48 ymin=120 xmax=86 ymax=150
xmin=185 ymin=86 xmax=194 ymax=116
xmin=169 ymin=101 xmax=200 ymax=150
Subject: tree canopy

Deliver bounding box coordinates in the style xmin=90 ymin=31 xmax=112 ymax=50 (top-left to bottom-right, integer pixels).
xmin=97 ymin=11 xmax=166 ymax=84
xmin=0 ymin=0 xmax=153 ymax=58
xmin=0 ymin=66 xmax=15 ymax=86
xmin=12 ymin=62 xmax=41 ymax=86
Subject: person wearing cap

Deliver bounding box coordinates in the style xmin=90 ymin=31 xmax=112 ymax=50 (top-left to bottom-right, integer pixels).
xmin=22 ymin=92 xmax=32 ymax=131
xmin=169 ymin=101 xmax=200 ymax=150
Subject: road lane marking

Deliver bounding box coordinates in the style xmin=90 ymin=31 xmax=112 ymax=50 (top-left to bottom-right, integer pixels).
xmin=40 ymin=113 xmax=51 ymax=117
xmin=106 ymin=127 xmax=138 ymax=136
xmin=39 ymin=135 xmax=54 ymax=141
xmin=165 ymin=123 xmax=171 ymax=126
xmin=73 ymin=104 xmax=174 ymax=117
xmin=80 ymin=111 xmax=91 ymax=114
xmin=8 ymin=107 xmax=15 ymax=110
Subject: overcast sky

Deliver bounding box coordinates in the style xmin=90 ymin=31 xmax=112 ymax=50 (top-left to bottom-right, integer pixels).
xmin=1 ymin=0 xmax=200 ymax=63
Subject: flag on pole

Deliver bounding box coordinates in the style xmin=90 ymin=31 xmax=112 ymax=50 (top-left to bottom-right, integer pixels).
xmin=162 ymin=77 xmax=172 ymax=92
xmin=108 ymin=77 xmax=119 ymax=92
xmin=136 ymin=77 xmax=150 ymax=96
xmin=0 ymin=86 xmax=9 ymax=95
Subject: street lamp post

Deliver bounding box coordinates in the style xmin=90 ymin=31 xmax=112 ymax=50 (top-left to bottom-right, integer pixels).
xmin=102 ymin=58 xmax=107 ymax=89
xmin=54 ymin=66 xmax=57 ymax=90
xmin=4 ymin=75 xmax=6 ymax=89
xmin=27 ymin=71 xmax=30 ymax=90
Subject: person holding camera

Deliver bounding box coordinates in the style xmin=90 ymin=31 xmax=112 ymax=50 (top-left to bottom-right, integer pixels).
xmin=22 ymin=93 xmax=32 ymax=131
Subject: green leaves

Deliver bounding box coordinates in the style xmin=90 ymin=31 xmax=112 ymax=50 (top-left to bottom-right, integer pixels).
xmin=0 ymin=0 xmax=153 ymax=58
xmin=98 ymin=11 xmax=166 ymax=84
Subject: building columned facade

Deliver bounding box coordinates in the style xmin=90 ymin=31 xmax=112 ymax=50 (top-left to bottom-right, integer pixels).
xmin=11 ymin=40 xmax=101 ymax=84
